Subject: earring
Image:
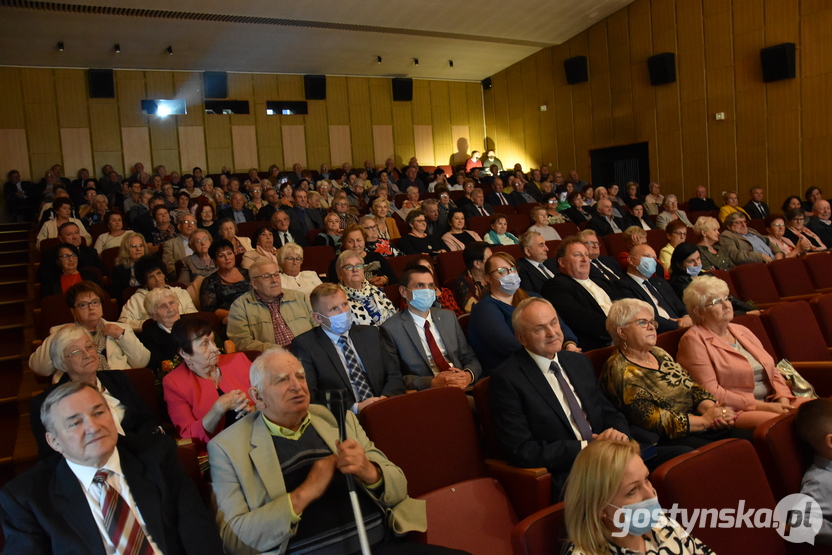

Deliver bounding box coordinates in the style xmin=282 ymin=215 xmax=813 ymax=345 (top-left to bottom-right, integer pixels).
xmin=622 ymin=340 xmax=628 ymax=351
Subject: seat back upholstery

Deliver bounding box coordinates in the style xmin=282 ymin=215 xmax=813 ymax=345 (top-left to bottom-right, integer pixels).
xmin=506 ymin=214 xmax=532 ymax=237
xmin=654 ymin=327 xmax=687 ymax=359
xmin=490 ymin=244 xmax=523 ymax=261
xmin=471 ymin=378 xmax=505 ymax=459
xmin=552 ymin=222 xmax=579 ymax=238
xmin=583 ymin=345 xmax=617 ymax=380
xmin=730 ymin=263 xmax=781 ymax=305
xmin=493 ymin=204 xmax=517 ymax=216
xmin=810 ymin=293 xmax=832 ymax=347
xmin=730 ymin=313 xmax=778 ymax=359
xmin=510 ymin=502 xmax=567 ymax=555
xmin=753 ymin=411 xmax=815 ymax=500
xmin=651 ymin=439 xmax=787 ymax=555
xmin=122 ymin=367 xmax=164 ymax=424
xmin=767 ymin=257 xmax=816 ymax=297
xmin=300 ymin=245 xmax=335 ymax=276
xmin=763 ymin=300 xmax=832 ymax=362
xmin=646 ymin=229 xmax=668 ymax=254
xmin=804 ymin=253 xmax=832 ymax=289
xmin=359 ymin=388 xmax=487 ymax=498
xmin=386 ymin=253 xmax=424 ymax=278
xmin=466 ymin=215 xmax=494 ymax=238
xmin=435 ymin=250 xmax=466 ymax=285
xmin=603 ymin=233 xmax=627 ymax=261
xmin=710 ymin=269 xmax=739 ymax=298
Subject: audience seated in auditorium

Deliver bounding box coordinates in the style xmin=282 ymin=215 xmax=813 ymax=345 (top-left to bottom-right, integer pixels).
xmin=170 ymin=190 xmax=193 ymax=224
xmin=217 ymin=217 xmax=252 ymax=254
xmin=314 ymin=212 xmax=343 ymax=251
xmin=688 ymin=184 xmax=719 ymax=213
xmin=30 ymin=326 xmax=160 ymax=459
xmin=454 ymin=241 xmax=491 ymax=313
xmin=658 ymin=219 xmax=689 ymax=272
xmin=484 ymin=177 xmax=512 ymax=207
xmin=36 ymin=197 xmax=91 ymax=249
xmin=643 ymin=181 xmax=664 ymax=216
xmin=608 ymin=184 xmax=626 ymax=211
xmin=562 ymin=190 xmax=592 ymax=225
xmin=655 ymin=194 xmax=692 ymax=230
xmin=140 ymin=287 xmax=184 ymax=376
xmin=588 ymin=198 xmax=625 ymax=237
xmin=743 ymin=186 xmax=770 ymax=219
xmin=517 ymin=231 xmax=557 ymax=294
xmin=808 ymin=199 xmax=832 ymax=248
xmin=370 ymin=197 xmax=400 ymax=240
xmin=227 ymin=258 xmax=314 ymax=352
xmin=331 ymin=196 xmax=359 ymax=230
xmin=542 ymin=237 xmax=622 ymax=351
xmin=420 ymin=198 xmax=447 ymax=239
xmin=274 ymin=242 xmax=321 ymax=300
xmin=198 ymin=239 xmax=251 ymax=323
xmin=255 ymin=187 xmax=281 ymax=222
xmin=784 ymin=207 xmax=827 ymax=251
xmin=284 ymin=187 xmax=324 ymax=241
xmin=541 ymin=192 xmax=570 ymax=224
xmin=119 ymin=255 xmax=197 ymax=332
xmin=527 ymin=206 xmax=563 ymax=241
xmin=718 ymin=211 xmax=784 ymax=265
xmin=442 ymin=209 xmax=483 ymax=251
xmin=718 ymin=190 xmax=749 ymax=223
xmin=615 ymin=226 xmax=648 ymax=271
xmin=621 ymin=201 xmax=654 ymax=230
xmin=197 ymin=203 xmax=219 ymax=238
xmin=803 ymin=186 xmax=823 ymax=213
xmin=795 ymin=399 xmax=832 ymax=548
xmin=461 ymin=188 xmax=493 ymax=219
xmin=483 ymin=213 xmax=518 ymax=245
xmin=81 ymin=192 xmax=110 ymax=229
xmin=677 ymin=276 xmax=807 ymax=429
xmin=579 ymin=229 xmax=624 ymax=285
xmin=360 ymin=215 xmax=403 ymax=258
xmin=383 ymin=266 xmax=480 ymax=391
xmin=397 ymin=209 xmax=447 ymax=256
xmin=623 ymin=181 xmax=642 ymax=208
xmin=765 ymin=213 xmax=811 ymax=258
xmin=93 ymin=212 xmax=126 ymax=253
xmin=147 ymin=205 xmax=179 ymax=253
xmin=336 ymin=249 xmax=396 ymax=327
xmin=593 ymin=187 xmax=623 ymax=219
xmin=161 ymin=213 xmax=195 ymax=275
xmin=111 ymin=231 xmax=148 ymax=297
xmin=177 ymin=228 xmax=216 ymax=287
xmin=397 ymin=164 xmax=426 ymax=195
xmin=218 ymin=192 xmax=255 ymax=225
xmin=4 ymin=169 xmax=37 ymax=222
xmin=244 ymin=182 xmax=266 ymax=216
xmin=327 ymin=224 xmax=396 ymax=286
xmin=40 ymin=243 xmax=103 ymax=297
xmin=694 ymin=216 xmax=735 ymax=271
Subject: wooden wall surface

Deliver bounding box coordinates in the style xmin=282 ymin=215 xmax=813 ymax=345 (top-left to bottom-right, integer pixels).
xmin=0 ymin=70 xmax=484 ymax=181
xmin=483 ymin=0 xmax=832 ymax=206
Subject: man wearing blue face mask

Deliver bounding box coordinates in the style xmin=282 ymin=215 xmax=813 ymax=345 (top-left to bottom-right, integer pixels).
xmin=614 ymin=244 xmax=692 ymax=334
xmin=382 ymin=267 xmax=482 ymax=390
xmin=292 ymin=283 xmax=406 ymax=413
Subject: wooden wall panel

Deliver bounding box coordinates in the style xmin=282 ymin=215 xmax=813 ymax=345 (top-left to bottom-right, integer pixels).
xmin=0 ymin=129 xmax=30 ymax=180
xmin=231 ymin=125 xmax=258 ymax=172
xmin=149 ymin=117 xmax=178 ymax=152
xmin=329 ymin=125 xmax=352 ymax=167
xmin=467 ymin=83 xmax=485 ymax=154
xmin=60 ymin=128 xmax=93 ymax=177
xmin=0 ymin=68 xmax=26 ymax=129
xmin=369 ymin=80 xmax=393 ymax=126
xmin=25 ymin=103 xmax=60 ymax=155
xmin=372 ymin=125 xmax=394 ymax=165
xmin=116 ymin=73 xmax=147 ymax=128
xmin=173 ymin=72 xmax=204 ymax=127
xmin=304 ymin=100 xmax=329 ymax=169
xmin=89 ymin=103 xmax=122 ymax=157
xmin=413 ymin=125 xmax=435 ymax=165
xmin=55 ymin=70 xmax=89 ymax=129
xmin=177 ymin=126 xmax=207 ymax=176
xmin=450 ymin=126 xmax=470 ymax=168
xmin=121 ymin=127 xmax=152 ymax=175
xmin=282 ymin=125 xmax=307 ymax=168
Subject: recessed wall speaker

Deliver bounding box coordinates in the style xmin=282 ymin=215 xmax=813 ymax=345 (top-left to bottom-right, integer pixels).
xmin=564 ymin=56 xmax=588 ymax=85
xmin=203 ymin=71 xmax=228 ymax=99
xmin=647 ymin=53 xmax=676 ymax=86
xmin=760 ymin=43 xmax=796 ymax=83
xmin=304 ymin=75 xmax=326 ymax=100
xmin=392 ymin=78 xmax=413 ymax=101
xmin=481 ymin=77 xmax=492 ymax=90
xmin=88 ymin=69 xmax=115 ymax=98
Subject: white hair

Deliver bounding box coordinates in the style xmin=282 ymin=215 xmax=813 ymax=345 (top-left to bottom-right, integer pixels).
xmin=49 ymin=325 xmax=94 ymax=374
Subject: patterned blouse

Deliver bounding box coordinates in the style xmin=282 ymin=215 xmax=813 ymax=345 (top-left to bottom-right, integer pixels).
xmin=340 ymin=281 xmax=397 ymax=326
xmin=600 ymin=348 xmax=715 ymax=440
xmin=200 ymin=268 xmax=251 ymax=312
xmin=567 ymin=516 xmax=713 ymax=555
xmin=150 ymin=223 xmax=179 ymax=246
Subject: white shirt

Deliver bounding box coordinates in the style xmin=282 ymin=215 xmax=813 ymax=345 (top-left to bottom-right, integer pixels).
xmin=527 ymin=258 xmax=554 ymax=279
xmin=572 ymin=277 xmax=613 ymax=315
xmin=626 ymin=273 xmax=672 ymax=320
xmin=98 ymin=378 xmax=126 ymax=435
xmin=66 ymin=449 xmax=163 ymax=555
xmin=408 ymin=310 xmax=450 ymax=375
xmin=322 ymin=325 xmax=366 ymax=413
xmin=525 ymin=349 xmax=588 ymax=448
xmin=179 ymin=234 xmax=194 ymax=257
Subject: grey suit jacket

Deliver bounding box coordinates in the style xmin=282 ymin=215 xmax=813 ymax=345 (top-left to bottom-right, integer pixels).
xmin=162 ymin=235 xmax=190 ymax=276
xmin=381 ymin=307 xmax=482 ymax=390
xmin=207 ymin=407 xmax=426 ymax=555
xmin=655 ymin=210 xmax=692 ymax=230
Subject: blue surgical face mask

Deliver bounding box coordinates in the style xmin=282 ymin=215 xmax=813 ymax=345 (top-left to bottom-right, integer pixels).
xmin=498 ymin=273 xmax=522 ymax=296
xmin=636 ymin=256 xmax=657 ymax=277
xmin=321 ymin=310 xmax=353 ymax=335
xmin=609 ymin=496 xmax=663 ymax=537
xmin=686 ymin=264 xmax=702 ymax=276
xmin=409 ymin=288 xmax=436 ymax=312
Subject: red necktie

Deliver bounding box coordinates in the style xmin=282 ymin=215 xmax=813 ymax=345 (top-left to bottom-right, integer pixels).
xmin=499 ymin=194 xmax=507 ymax=205
xmin=424 ymin=321 xmax=451 ymax=372
xmin=479 ymin=206 xmax=487 ymax=216
xmin=93 ymin=469 xmax=153 ymax=555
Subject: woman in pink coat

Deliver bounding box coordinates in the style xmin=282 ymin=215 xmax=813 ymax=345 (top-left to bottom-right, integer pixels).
xmin=163 ymin=318 xmax=253 ymax=450
xmin=676 ymin=275 xmax=806 ymax=429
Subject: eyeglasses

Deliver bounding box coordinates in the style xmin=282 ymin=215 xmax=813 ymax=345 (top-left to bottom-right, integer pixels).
xmin=58 ymin=253 xmax=78 ymax=259
xmin=284 ymin=257 xmax=303 ymax=263
xmin=490 ymin=266 xmax=517 ymax=276
xmin=66 ymin=344 xmax=97 ymax=360
xmin=253 ymin=272 xmax=280 ymax=281
xmin=75 ymin=299 xmax=101 ymax=310
xmin=412 ymin=218 xmax=426 ymax=224
xmin=194 ymin=238 xmax=210 ymax=244
xmin=363 ymin=224 xmax=377 ymax=230
xmin=342 ymin=263 xmax=365 ymax=271
xmin=671 ymin=231 xmax=687 ymax=237
xmin=705 ymin=296 xmax=732 ymax=307
xmin=129 ymin=244 xmax=144 ymax=249
xmin=624 ymin=319 xmax=658 ymax=329
xmin=583 ymin=241 xmax=600 ymax=247
xmin=769 ymin=223 xmax=785 ymax=227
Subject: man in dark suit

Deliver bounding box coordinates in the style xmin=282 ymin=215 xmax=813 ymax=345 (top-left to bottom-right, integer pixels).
xmin=541 ymin=237 xmax=622 ymax=351
xmin=489 ymin=297 xmax=630 ymax=497
xmin=397 ymin=165 xmax=426 ymax=195
xmin=383 ymin=266 xmax=482 ymax=390
xmin=485 ymin=178 xmax=514 ymax=207
xmin=461 ymin=188 xmax=494 ymax=219
xmin=4 ymin=169 xmax=37 ymax=222
xmin=256 ymin=188 xmax=282 ymax=222
xmin=614 ymin=244 xmax=693 ymax=334
xmin=743 ymin=186 xmax=770 ymax=220
xmin=579 ymin=230 xmax=624 ymax=284
xmin=270 ymin=209 xmax=308 ymax=247
xmin=688 ymin=185 xmax=718 ymax=213
xmin=517 ymin=230 xmax=558 ymax=294
xmin=808 ymin=200 xmax=832 ymax=247
xmin=587 ymin=198 xmax=625 ymax=237
xmin=285 ymin=188 xmax=323 ymax=241
xmin=219 ymin=192 xmax=255 ymax=224
xmin=421 ymin=199 xmax=448 ymax=238
xmin=292 ymin=284 xmax=405 ymax=412
xmin=0 ymin=381 xmax=223 ymax=554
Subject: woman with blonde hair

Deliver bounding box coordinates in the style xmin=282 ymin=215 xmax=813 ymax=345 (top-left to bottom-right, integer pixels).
xmin=563 ymin=439 xmax=712 ymax=555
xmin=316 ymin=180 xmax=334 ymax=210
xmin=694 ymin=216 xmax=734 ymax=271
xmin=371 ymin=197 xmax=400 ymax=240
xmin=718 ymin=191 xmax=749 ymax=223
xmin=112 ymin=231 xmax=148 ymax=296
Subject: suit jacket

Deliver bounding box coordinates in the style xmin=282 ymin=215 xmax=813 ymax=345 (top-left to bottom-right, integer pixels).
xmin=489 ymin=349 xmax=630 ymax=495
xmin=589 ymin=255 xmax=625 ymax=284
xmin=743 ymin=200 xmax=770 ymax=220
xmin=517 ymin=257 xmax=559 ymax=294
xmin=284 ymin=206 xmax=324 ymax=242
xmin=688 ymin=197 xmax=718 ymax=212
xmin=614 ymin=273 xmax=687 ymax=333
xmin=621 ymin=213 xmax=654 ymax=230
xmin=207 ymin=406 xmax=426 ymax=555
xmin=381 ymin=307 xmax=482 ymax=390
xmin=292 ymin=325 xmax=405 ymax=405
xmin=273 ymin=227 xmax=308 ymax=248
xmin=0 ymin=434 xmax=223 ymax=555
xmin=227 ymin=289 xmax=314 ymax=352
xmin=461 ymin=202 xmax=494 ymax=219
xmin=486 ymin=191 xmax=516 ymax=207
xmin=219 ymin=207 xmax=256 ymax=223
xmin=163 ymin=352 xmax=253 ymax=445
xmin=807 ymin=218 xmax=832 ymax=249
xmin=718 ymin=228 xmax=783 ymax=265
xmin=655 ymin=210 xmax=692 ymax=230
xmin=30 ymin=371 xmax=160 ymax=460
xmin=676 ymin=323 xmax=794 ymax=412
xmin=162 ymin=235 xmax=191 ymax=275
xmin=256 ymin=203 xmax=279 ymax=222
xmin=587 ymin=214 xmax=626 ymax=237
xmin=541 ymin=274 xmax=621 ymax=351
xmin=140 ymin=318 xmax=179 ymax=373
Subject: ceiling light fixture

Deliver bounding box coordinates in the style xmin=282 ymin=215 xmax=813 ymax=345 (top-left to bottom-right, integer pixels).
xmin=166 ymin=45 xmax=173 ymax=55
xmin=57 ymin=41 xmax=64 ymax=51
xmin=114 ymin=44 xmax=121 ymax=53
xmin=449 ymin=60 xmax=454 ymax=68
xmin=377 ymin=56 xmax=382 ymax=64
xmin=414 ymin=58 xmax=419 ymax=66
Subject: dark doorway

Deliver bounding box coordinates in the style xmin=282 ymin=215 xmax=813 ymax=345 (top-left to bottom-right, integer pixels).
xmin=590 ymin=142 xmax=650 ymax=195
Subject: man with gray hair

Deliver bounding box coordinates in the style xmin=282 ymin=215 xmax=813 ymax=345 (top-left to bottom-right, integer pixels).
xmin=808 ymin=199 xmax=832 ymax=248
xmin=208 ymin=347 xmax=461 ymax=554
xmin=0 ymin=381 xmax=223 ymax=554
xmin=219 ymin=192 xmax=255 ymax=224
xmin=719 ymin=212 xmax=784 ymax=265
xmin=421 ymin=198 xmax=448 ymax=238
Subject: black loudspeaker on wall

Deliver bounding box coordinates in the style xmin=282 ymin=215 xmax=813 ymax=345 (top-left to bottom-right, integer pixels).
xmin=304 ymin=75 xmax=327 ymax=100
xmin=88 ymin=69 xmax=115 ymax=99
xmin=481 ymin=77 xmax=492 ymax=90
xmin=564 ymin=56 xmax=588 ymax=85
xmin=392 ymin=78 xmax=413 ymax=101
xmin=760 ymin=43 xmax=796 ymax=83
xmin=647 ymin=53 xmax=676 ymax=86
xmin=203 ymin=72 xmax=228 ymax=99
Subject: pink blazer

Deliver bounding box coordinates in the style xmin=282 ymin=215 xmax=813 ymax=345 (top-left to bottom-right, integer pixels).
xmin=163 ymin=351 xmax=253 ymax=445
xmin=677 ymin=323 xmax=793 ymax=411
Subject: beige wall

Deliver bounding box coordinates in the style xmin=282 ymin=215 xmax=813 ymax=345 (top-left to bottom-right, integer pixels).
xmin=0 ymin=69 xmax=485 ymax=181
xmin=483 ymin=0 xmax=832 ymax=207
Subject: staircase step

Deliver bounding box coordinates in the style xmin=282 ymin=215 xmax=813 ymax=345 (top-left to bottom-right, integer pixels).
xmin=0 ymin=263 xmax=28 ymax=282
xmin=0 ymin=282 xmax=28 ymax=302
xmin=0 ymin=250 xmax=30 ymax=265
xmin=0 ymin=230 xmax=29 ymax=242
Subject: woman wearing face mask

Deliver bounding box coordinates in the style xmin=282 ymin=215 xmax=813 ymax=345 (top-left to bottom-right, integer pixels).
xmin=563 ymin=439 xmax=713 ymax=555
xmin=468 ymin=252 xmax=580 ymax=376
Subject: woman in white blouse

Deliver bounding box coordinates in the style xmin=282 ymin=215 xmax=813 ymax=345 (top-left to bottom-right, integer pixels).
xmin=93 ymin=212 xmax=127 ymax=253
xmin=278 ymin=242 xmax=322 ymax=298
xmin=526 ymin=207 xmax=562 ymax=241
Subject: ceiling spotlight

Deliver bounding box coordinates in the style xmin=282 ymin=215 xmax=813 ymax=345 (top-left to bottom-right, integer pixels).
xmin=114 ymin=44 xmax=121 ymax=53
xmin=57 ymin=41 xmax=64 ymax=51
xmin=166 ymin=45 xmax=173 ymax=55
xmin=449 ymin=60 xmax=454 ymax=68
xmin=414 ymin=58 xmax=419 ymax=66
xmin=377 ymin=56 xmax=382 ymax=64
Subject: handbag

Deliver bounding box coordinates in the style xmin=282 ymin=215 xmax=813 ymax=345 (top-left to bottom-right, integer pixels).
xmin=776 ymin=358 xmax=818 ymax=399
